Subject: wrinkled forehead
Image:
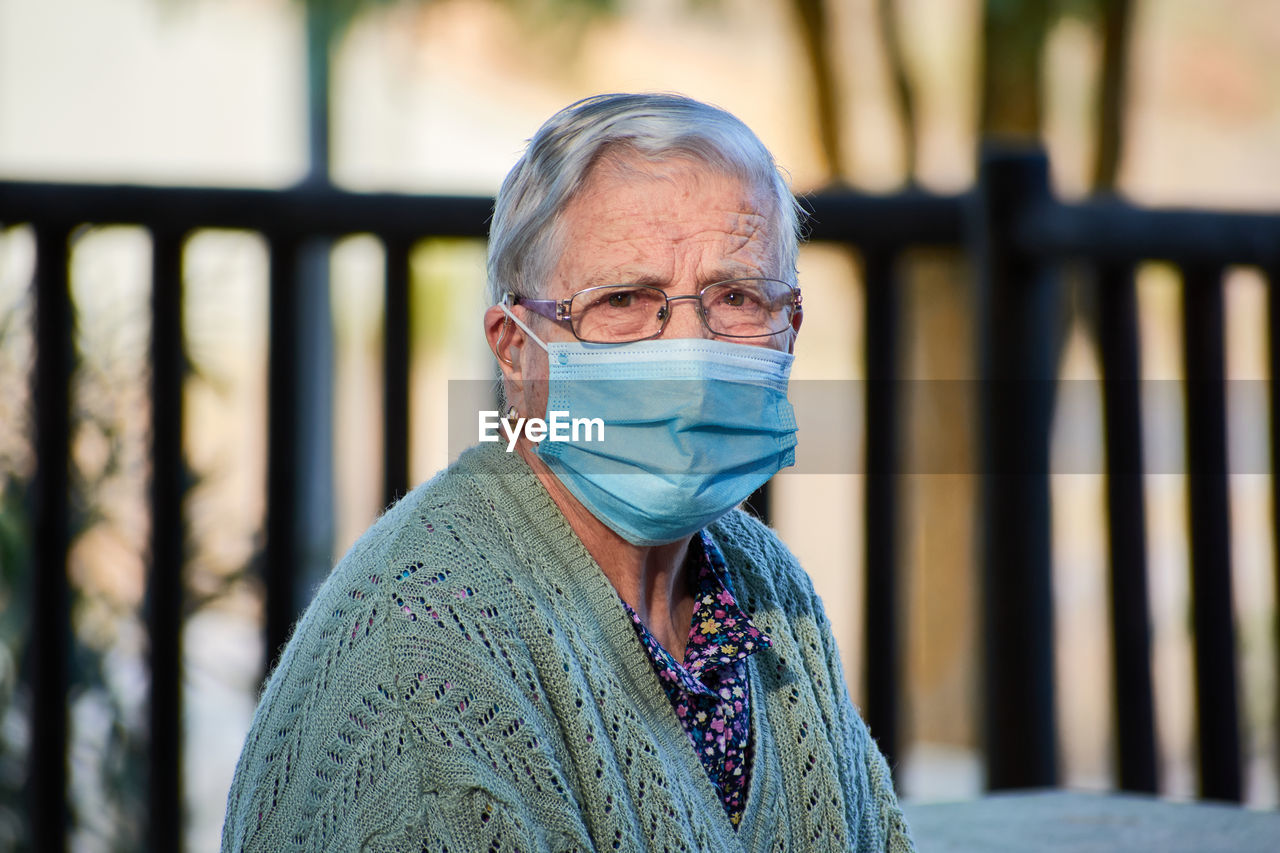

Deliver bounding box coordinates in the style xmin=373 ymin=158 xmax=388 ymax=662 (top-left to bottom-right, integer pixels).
xmin=553 ymin=149 xmax=784 ymax=270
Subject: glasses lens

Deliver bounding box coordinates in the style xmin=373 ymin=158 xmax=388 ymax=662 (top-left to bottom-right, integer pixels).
xmin=571 ymin=285 xmax=668 ymax=343
xmin=701 ymin=279 xmax=795 ymax=337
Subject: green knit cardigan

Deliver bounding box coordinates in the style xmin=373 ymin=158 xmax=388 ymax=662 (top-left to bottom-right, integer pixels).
xmin=222 ymin=443 xmax=915 ymax=852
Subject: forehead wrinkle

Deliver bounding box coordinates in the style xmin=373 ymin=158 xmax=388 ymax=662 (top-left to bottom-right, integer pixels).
xmin=703 ymin=208 xmax=777 ymax=278
xmin=576 ymin=212 xmax=777 ymax=289
xmin=554 ymin=158 xmax=782 ymax=292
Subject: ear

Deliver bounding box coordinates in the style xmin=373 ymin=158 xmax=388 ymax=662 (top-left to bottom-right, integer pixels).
xmin=484 ymin=303 xmax=525 ymax=379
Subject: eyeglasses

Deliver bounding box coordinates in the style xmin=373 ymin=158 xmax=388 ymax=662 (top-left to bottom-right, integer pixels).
xmin=507 ymin=279 xmax=802 ymax=344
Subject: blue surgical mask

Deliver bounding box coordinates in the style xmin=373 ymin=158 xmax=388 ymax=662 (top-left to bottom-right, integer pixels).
xmin=499 ymin=303 xmax=798 ymax=545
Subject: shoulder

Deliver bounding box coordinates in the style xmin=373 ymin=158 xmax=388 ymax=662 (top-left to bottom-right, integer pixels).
xmin=306 ymin=445 xmax=536 ymax=672
xmin=320 ymin=443 xmax=534 ymax=618
xmin=224 ymin=448 xmax=556 ymax=849
xmin=239 ymin=444 xmax=529 ymax=710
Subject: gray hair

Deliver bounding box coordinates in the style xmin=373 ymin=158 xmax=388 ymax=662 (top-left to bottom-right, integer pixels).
xmin=486 ymin=93 xmax=803 ymax=305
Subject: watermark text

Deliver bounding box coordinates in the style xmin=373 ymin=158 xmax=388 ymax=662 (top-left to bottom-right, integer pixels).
xmin=479 ymin=410 xmax=605 ymax=452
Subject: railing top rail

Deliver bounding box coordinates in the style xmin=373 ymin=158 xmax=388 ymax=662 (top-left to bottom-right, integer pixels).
xmin=1017 ymin=197 xmax=1280 ymax=268
xmin=5 ymin=177 xmax=1277 ymax=267
xmin=0 ymin=179 xmax=494 ymax=239
xmin=0 ymin=179 xmax=974 ymax=249
xmin=803 ymin=188 xmax=968 ymax=246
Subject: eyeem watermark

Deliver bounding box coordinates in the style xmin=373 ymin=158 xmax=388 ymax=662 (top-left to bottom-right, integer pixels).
xmin=479 ymin=410 xmax=605 ymax=452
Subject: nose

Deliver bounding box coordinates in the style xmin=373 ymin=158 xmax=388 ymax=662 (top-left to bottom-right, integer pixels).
xmin=658 ymin=294 xmax=712 ymax=339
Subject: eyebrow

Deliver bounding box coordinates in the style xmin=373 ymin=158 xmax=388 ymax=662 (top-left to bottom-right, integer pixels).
xmin=581 ymin=271 xmax=665 ymax=289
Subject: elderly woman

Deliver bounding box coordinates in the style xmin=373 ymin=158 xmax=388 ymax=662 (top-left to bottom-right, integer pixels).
xmin=222 ymin=93 xmax=914 ymax=852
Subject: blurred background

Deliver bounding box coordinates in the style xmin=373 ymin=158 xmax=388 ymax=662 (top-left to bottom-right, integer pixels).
xmin=0 ymin=0 xmax=1278 ymax=850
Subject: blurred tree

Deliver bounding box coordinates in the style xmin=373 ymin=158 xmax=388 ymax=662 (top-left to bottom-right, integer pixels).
xmin=296 ymin=0 xmax=618 ymax=182
xmin=1091 ymin=0 xmax=1135 ymax=192
xmin=783 ymin=0 xmax=1137 ymax=190
xmin=980 ymin=0 xmax=1051 ymax=140
xmin=293 ymin=0 xmax=851 ymax=181
xmin=869 ymin=0 xmax=1134 ymax=190
xmin=979 ymin=0 xmax=1134 ymax=188
xmin=294 ymin=0 xmax=1135 ymax=191
xmin=788 ymin=0 xmax=848 ymax=179
xmin=877 ymin=0 xmax=917 ymax=183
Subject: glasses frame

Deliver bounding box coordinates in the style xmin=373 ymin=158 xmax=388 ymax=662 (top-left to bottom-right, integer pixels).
xmin=507 ymin=279 xmax=802 ymax=344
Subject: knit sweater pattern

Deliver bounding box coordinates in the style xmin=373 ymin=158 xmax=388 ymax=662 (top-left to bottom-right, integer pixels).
xmin=222 ymin=443 xmax=915 ymax=852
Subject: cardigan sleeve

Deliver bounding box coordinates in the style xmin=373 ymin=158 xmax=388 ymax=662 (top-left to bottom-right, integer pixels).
xmin=812 ymin=604 xmax=916 ymax=852
xmin=222 ymin=629 xmax=596 ymax=853
xmin=221 ymin=500 xmax=596 ymax=852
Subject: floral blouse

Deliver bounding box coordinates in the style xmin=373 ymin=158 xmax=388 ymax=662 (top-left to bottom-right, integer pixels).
xmin=621 ymin=530 xmax=772 ymax=827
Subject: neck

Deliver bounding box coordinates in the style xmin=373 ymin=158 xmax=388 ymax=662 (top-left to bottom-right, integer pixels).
xmin=516 ymin=440 xmax=696 ymax=658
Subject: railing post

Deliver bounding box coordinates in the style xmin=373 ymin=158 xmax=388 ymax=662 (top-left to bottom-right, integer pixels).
xmin=975 ymin=146 xmax=1059 ymax=789
xmin=265 ymin=235 xmax=301 ymax=674
xmin=863 ymin=246 xmax=903 ymax=777
xmin=1269 ymin=259 xmax=1280 ymax=803
xmin=1180 ymin=263 xmax=1241 ymax=802
xmin=294 ymin=242 xmax=337 ymax=597
xmin=148 ymin=228 xmax=186 ymax=850
xmin=383 ymin=237 xmax=411 ymax=506
xmin=1096 ymin=261 xmax=1158 ymax=793
xmin=30 ymin=222 xmax=74 ymax=853
xmin=264 ymin=234 xmax=337 ymax=674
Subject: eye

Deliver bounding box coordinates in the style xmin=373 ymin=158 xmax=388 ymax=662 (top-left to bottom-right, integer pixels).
xmin=715 ymin=286 xmax=765 ymax=309
xmin=607 ymin=291 xmax=634 ymax=308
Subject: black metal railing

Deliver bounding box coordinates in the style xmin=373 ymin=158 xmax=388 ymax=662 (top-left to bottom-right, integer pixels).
xmin=5 ymin=183 xmax=494 ymax=853
xmin=977 ymin=146 xmax=1280 ymax=799
xmin=802 ymin=189 xmax=966 ymax=785
xmin=3 ymin=145 xmax=1279 ymax=849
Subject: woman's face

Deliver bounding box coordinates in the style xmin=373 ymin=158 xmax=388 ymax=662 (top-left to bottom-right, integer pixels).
xmin=504 ymin=155 xmax=800 ymax=420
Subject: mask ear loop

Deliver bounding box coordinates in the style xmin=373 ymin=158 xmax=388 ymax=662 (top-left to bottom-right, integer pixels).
xmin=498 ymin=298 xmax=551 ymax=352
xmin=495 ymin=316 xmax=515 ymax=367
xmin=495 ymin=297 xmax=551 ymax=418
